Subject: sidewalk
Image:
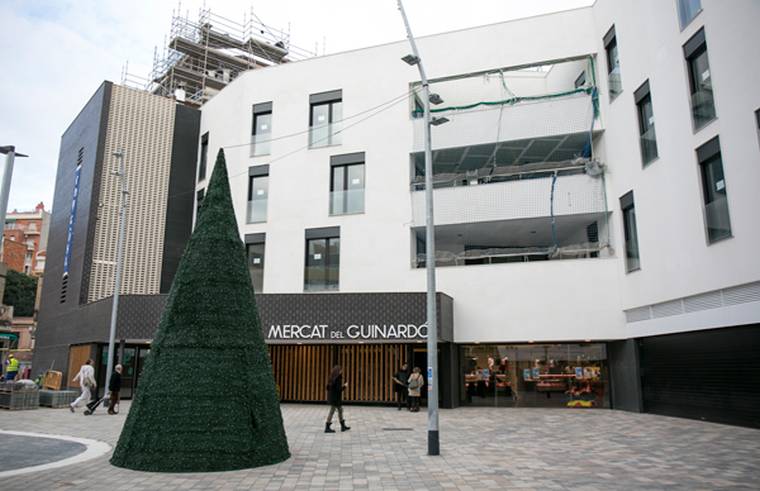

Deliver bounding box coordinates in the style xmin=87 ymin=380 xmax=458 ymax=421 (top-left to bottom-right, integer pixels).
xmin=1 ymin=402 xmax=759 ymax=490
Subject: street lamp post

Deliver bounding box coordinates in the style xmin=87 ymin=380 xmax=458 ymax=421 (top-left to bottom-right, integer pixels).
xmin=397 ymin=0 xmax=447 ymax=456
xmin=104 ymin=149 xmax=129 ymax=400
xmin=0 ymin=146 xmax=29 ymax=257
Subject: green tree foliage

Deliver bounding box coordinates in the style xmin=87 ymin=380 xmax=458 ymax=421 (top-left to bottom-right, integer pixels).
xmin=3 ymin=269 xmax=38 ymax=317
xmin=111 ymin=150 xmax=289 ymax=472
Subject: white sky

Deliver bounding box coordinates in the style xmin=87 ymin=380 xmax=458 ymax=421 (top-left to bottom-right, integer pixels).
xmin=0 ymin=0 xmax=593 ymax=211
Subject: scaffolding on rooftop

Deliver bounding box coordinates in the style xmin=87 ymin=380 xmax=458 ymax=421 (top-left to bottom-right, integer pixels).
xmin=121 ymin=5 xmax=316 ymax=107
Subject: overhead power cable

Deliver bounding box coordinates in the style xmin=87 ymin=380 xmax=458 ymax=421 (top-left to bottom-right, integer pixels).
xmin=221 ymin=88 xmax=420 ymax=150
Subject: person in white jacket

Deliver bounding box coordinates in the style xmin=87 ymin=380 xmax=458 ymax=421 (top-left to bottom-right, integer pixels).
xmin=70 ymin=359 xmax=97 ymax=413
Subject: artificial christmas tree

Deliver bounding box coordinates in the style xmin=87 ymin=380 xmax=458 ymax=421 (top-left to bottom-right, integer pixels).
xmin=110 ymin=149 xmax=289 ymax=472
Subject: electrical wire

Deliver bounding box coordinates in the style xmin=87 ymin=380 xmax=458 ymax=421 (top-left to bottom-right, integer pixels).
xmin=221 ymin=88 xmax=420 ymax=150
xmin=161 ymin=86 xmax=419 ymax=204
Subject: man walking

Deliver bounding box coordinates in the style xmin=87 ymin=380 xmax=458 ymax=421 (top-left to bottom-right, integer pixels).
xmin=107 ymin=364 xmax=122 ymax=415
xmin=3 ymin=353 xmax=19 ymax=381
xmin=70 ymin=359 xmax=96 ymax=413
xmin=392 ymin=363 xmax=409 ymax=411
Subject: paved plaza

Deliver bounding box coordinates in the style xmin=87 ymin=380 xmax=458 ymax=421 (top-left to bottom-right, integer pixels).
xmin=1 ymin=402 xmax=759 ymax=490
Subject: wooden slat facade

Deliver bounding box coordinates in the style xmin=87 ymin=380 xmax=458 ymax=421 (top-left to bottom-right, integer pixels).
xmin=268 ymin=344 xmax=408 ymax=403
xmin=67 ymin=344 xmax=94 ymax=389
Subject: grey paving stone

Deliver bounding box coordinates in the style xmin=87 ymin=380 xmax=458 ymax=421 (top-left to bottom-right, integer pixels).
xmin=1 ymin=402 xmax=759 ymax=490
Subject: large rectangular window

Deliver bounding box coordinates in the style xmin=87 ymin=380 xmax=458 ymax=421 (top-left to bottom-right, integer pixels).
xmin=198 ymin=132 xmax=209 ymax=182
xmin=304 ymin=227 xmax=340 ymax=291
xmin=247 ymin=165 xmax=269 ymax=223
xmin=604 ymin=26 xmax=622 ymax=100
xmin=697 ymin=137 xmax=731 ymax=243
xmin=684 ymin=28 xmax=716 ymax=130
xmin=246 ymin=233 xmax=265 ymax=293
xmin=620 ymin=191 xmax=640 ymax=272
xmin=461 ymin=343 xmax=610 ymax=408
xmin=330 ymin=152 xmax=365 ymax=215
xmin=635 ymin=81 xmax=658 ymax=165
xmin=677 ymin=0 xmax=702 ymax=30
xmin=309 ymin=90 xmax=342 ymax=148
xmin=251 ymin=102 xmax=272 ymax=157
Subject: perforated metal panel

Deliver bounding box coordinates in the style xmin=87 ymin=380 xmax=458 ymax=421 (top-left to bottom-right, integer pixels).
xmin=87 ymin=86 xmax=176 ymax=302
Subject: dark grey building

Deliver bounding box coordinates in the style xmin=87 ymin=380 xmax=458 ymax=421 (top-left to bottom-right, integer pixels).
xmin=33 ymin=81 xmax=200 ymax=393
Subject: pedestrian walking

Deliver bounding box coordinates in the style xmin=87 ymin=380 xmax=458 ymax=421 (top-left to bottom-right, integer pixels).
xmin=392 ymin=363 xmax=409 ymax=410
xmin=407 ymin=367 xmax=424 ymax=412
xmin=3 ymin=353 xmax=19 ymax=381
xmin=107 ymin=364 xmax=123 ymax=415
xmin=324 ymin=365 xmax=350 ymax=433
xmin=70 ymin=359 xmax=96 ymax=413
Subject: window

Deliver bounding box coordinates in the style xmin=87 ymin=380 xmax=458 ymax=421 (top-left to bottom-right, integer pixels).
xmin=635 ymin=81 xmax=658 ymax=165
xmin=677 ymin=0 xmax=702 ymax=30
xmin=196 ymin=189 xmax=205 ymax=220
xmin=199 ymin=132 xmax=209 ymax=181
xmin=755 ymin=109 xmax=760 ymax=147
xmin=309 ymin=90 xmax=342 ymax=148
xmin=697 ymin=137 xmax=731 ymax=243
xmin=574 ymin=71 xmax=586 ymax=89
xmin=251 ymin=102 xmax=272 ymax=157
xmin=304 ymin=227 xmax=340 ymax=291
xmin=330 ymin=152 xmax=365 ymax=215
xmin=247 ymin=165 xmax=269 ymax=223
xmin=604 ymin=26 xmax=622 ymax=100
xmin=620 ymin=191 xmax=640 ymax=272
xmin=246 ymin=233 xmax=265 ymax=293
xmin=684 ymin=28 xmax=716 ymax=130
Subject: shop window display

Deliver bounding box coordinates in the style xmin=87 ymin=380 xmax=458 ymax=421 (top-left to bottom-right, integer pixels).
xmin=461 ymin=344 xmax=609 ymax=408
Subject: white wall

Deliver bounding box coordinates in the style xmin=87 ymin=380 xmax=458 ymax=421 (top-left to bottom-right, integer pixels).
xmin=198 ymin=1 xmax=760 ymax=344
xmin=592 ymin=0 xmax=760 ymax=336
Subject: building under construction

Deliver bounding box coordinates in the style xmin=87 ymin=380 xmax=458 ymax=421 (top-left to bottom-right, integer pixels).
xmin=123 ymin=7 xmax=315 ymax=107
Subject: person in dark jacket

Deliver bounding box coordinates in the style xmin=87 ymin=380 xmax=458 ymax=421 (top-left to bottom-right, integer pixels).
xmin=325 ymin=365 xmax=350 ymax=433
xmin=107 ymin=364 xmax=123 ymax=415
xmin=392 ymin=363 xmax=409 ymax=411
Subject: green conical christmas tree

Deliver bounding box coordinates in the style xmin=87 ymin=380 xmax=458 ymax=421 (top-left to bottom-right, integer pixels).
xmin=110 ymin=149 xmax=289 ymax=472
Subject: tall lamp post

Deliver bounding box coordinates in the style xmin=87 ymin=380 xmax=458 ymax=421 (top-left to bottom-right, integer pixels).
xmin=397 ymin=0 xmax=449 ymax=456
xmin=0 ymin=146 xmax=29 ymax=256
xmin=105 ymin=149 xmax=129 ymax=399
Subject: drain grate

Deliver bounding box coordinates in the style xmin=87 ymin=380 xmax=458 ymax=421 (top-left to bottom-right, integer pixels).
xmin=381 ymin=427 xmax=414 ymax=431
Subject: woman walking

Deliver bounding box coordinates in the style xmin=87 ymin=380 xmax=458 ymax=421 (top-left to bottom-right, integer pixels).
xmin=325 ymin=365 xmax=351 ymax=433
xmin=407 ymin=367 xmax=424 ymax=412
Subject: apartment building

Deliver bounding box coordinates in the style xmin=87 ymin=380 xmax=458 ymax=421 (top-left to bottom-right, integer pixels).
xmin=197 ymin=0 xmax=760 ymax=426
xmin=2 ymin=202 xmax=50 ymax=276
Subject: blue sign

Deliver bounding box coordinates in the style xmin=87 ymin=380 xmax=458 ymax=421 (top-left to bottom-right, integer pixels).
xmin=63 ymin=164 xmax=82 ymax=276
xmin=427 ymin=367 xmax=432 ymax=391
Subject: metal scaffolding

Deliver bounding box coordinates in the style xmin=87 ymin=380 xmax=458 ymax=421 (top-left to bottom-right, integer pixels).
xmin=122 ymin=6 xmax=316 ymax=107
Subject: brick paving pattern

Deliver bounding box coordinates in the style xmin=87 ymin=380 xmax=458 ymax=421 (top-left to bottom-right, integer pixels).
xmin=0 ymin=402 xmax=759 ymax=490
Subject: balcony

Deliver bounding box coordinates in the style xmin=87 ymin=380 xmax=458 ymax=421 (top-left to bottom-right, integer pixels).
xmin=246 ymin=196 xmax=267 ymax=223
xmin=608 ymin=66 xmax=622 ymax=99
xmin=309 ymin=121 xmax=342 ymax=148
xmin=411 ymin=169 xmax=606 ymax=227
xmin=691 ymin=88 xmax=716 ymax=130
xmin=250 ymin=133 xmax=271 ymax=157
xmin=330 ymin=189 xmax=364 ymax=216
xmin=412 ymin=212 xmax=609 ymax=269
xmin=639 ymin=126 xmax=658 ymax=164
xmin=413 ymin=93 xmax=597 ymax=153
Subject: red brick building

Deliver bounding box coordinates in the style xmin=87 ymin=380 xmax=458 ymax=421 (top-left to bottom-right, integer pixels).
xmin=2 ymin=202 xmax=50 ymax=276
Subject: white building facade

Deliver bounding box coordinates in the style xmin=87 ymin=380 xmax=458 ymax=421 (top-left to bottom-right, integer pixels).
xmin=197 ymin=0 xmax=760 ymax=426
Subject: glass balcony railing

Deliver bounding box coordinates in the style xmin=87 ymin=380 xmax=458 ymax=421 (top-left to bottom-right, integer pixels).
xmin=304 ymin=267 xmax=339 ymax=291
xmin=704 ymin=196 xmax=731 ymax=243
xmin=691 ymin=88 xmax=716 ymax=129
xmin=246 ymin=197 xmax=267 ymax=223
xmin=309 ymin=122 xmax=342 ymax=148
xmin=250 ymin=133 xmax=270 ymax=157
xmin=639 ymin=126 xmax=658 ymax=164
xmin=608 ymin=67 xmax=622 ymax=99
xmin=329 ymin=189 xmax=364 ymax=215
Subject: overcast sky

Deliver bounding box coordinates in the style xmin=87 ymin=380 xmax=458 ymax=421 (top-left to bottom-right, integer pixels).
xmin=0 ymin=0 xmax=593 ymax=212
